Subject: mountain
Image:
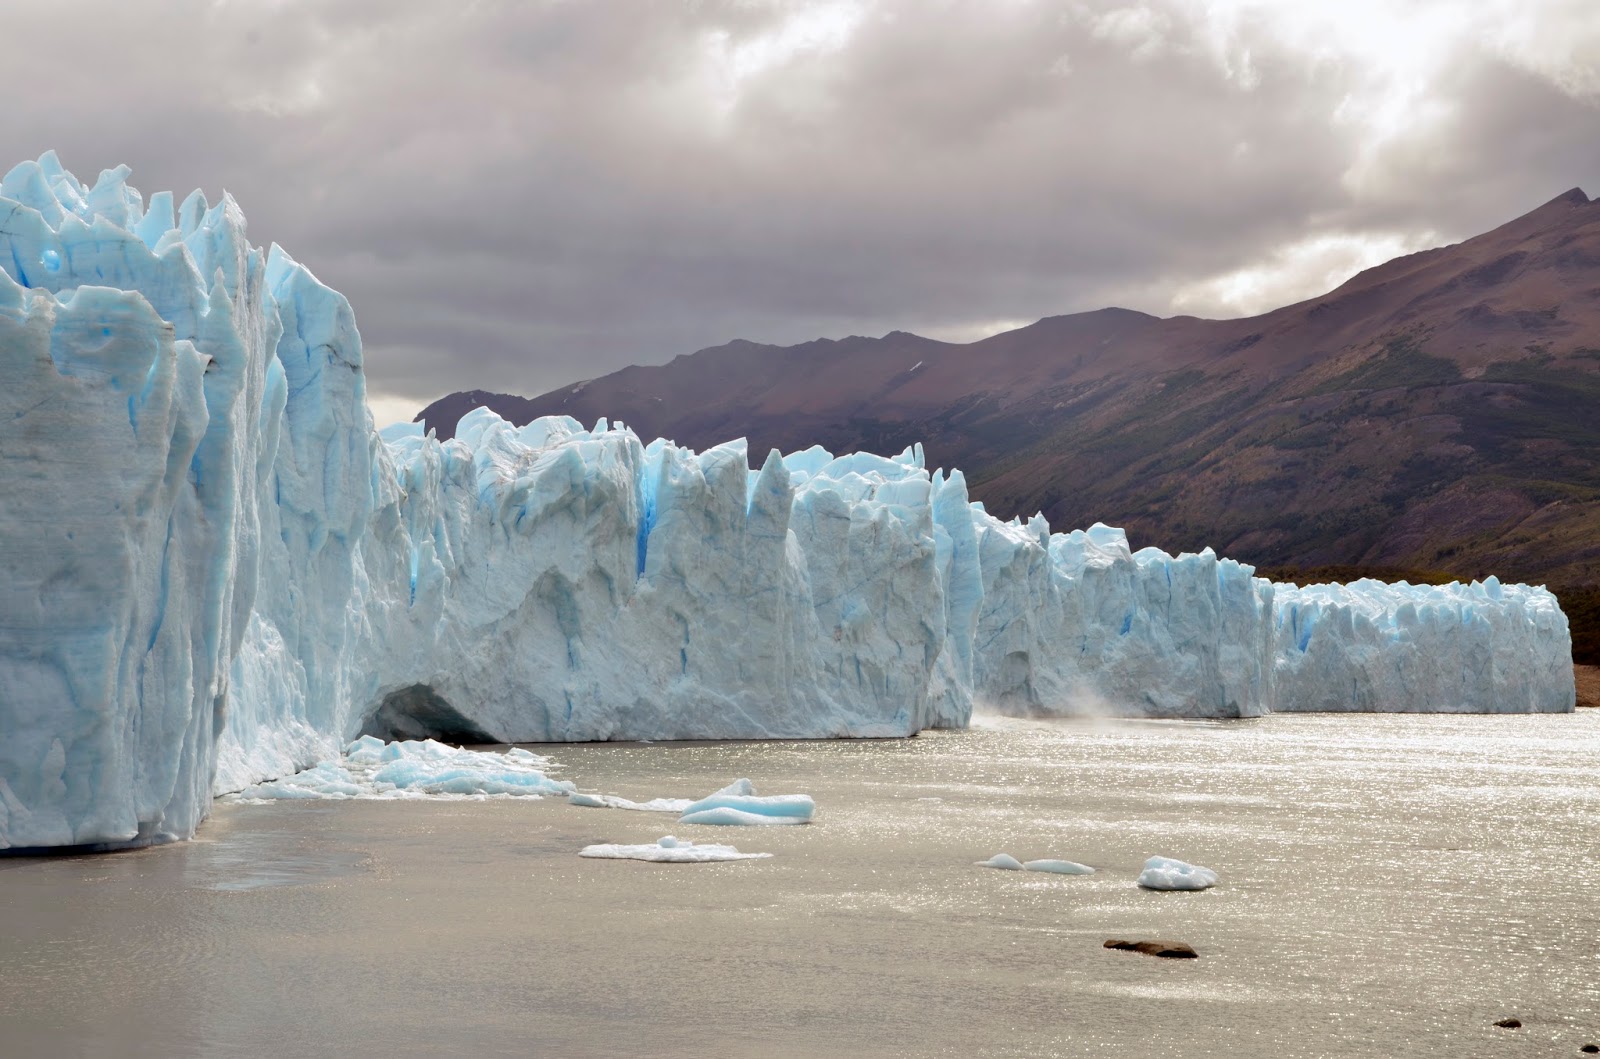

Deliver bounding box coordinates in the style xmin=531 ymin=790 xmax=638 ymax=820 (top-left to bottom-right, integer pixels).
xmin=418 ymin=189 xmax=1600 ymax=662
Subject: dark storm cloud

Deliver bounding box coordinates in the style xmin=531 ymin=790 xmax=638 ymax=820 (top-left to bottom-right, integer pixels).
xmin=2 ymin=1 xmax=1596 ymax=420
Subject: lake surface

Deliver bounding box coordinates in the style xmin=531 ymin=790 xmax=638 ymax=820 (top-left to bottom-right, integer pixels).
xmin=2 ymin=712 xmax=1598 ymax=1057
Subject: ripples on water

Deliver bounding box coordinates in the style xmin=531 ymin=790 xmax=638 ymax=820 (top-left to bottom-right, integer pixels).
xmin=0 ymin=712 xmax=1596 ymax=1058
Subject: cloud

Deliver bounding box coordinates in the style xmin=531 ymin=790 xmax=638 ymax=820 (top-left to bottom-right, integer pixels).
xmin=2 ymin=0 xmax=1596 ymax=426
xmin=1167 ymin=230 xmax=1444 ymax=319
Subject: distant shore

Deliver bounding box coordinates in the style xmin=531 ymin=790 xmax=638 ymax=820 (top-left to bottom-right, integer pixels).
xmin=1577 ymin=665 xmax=1599 ymax=708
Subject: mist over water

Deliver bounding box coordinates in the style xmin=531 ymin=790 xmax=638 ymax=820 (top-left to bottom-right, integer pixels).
xmin=2 ymin=713 xmax=1597 ymax=1058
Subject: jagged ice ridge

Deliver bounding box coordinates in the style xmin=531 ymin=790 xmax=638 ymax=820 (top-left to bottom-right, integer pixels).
xmin=0 ymin=155 xmax=1576 ymax=850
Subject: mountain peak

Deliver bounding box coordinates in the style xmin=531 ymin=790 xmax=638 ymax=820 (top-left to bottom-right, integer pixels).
xmin=1511 ymin=186 xmax=1593 ymax=225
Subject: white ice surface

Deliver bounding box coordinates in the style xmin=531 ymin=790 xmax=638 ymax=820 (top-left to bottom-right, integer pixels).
xmin=0 ymin=152 xmax=1577 ymax=849
xmin=978 ymin=853 xmax=1094 ymax=873
xmin=1137 ymin=856 xmax=1219 ymax=891
xmin=1023 ymin=859 xmax=1095 ymax=874
xmin=578 ymin=836 xmax=772 ymax=863
xmin=569 ymin=792 xmax=691 ymax=813
xmin=679 ymin=806 xmax=810 ymax=826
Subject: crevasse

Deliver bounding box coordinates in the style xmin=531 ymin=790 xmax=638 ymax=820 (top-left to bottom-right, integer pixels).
xmin=0 ymin=155 xmax=1575 ymax=850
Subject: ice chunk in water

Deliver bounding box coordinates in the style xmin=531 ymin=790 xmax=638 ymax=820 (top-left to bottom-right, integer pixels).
xmin=978 ymin=853 xmax=1094 ymax=874
xmin=1137 ymin=856 xmax=1218 ymax=890
xmin=578 ymin=838 xmax=772 ymax=863
xmin=678 ymin=779 xmax=815 ymax=824
xmin=235 ymin=762 xmax=364 ymax=800
xmin=679 ymin=806 xmax=808 ymax=826
xmin=568 ymin=792 xmax=693 ymax=813
xmin=233 ymin=738 xmax=573 ymax=801
xmin=1023 ymin=859 xmax=1095 ymax=874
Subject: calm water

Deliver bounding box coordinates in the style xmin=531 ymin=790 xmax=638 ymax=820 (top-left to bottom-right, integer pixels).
xmin=2 ymin=712 xmax=1597 ymax=1058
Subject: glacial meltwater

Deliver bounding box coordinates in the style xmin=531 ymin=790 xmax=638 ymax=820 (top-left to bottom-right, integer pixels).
xmin=2 ymin=712 xmax=1597 ymax=1058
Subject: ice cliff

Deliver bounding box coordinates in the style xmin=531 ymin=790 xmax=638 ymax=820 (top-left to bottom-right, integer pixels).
xmin=0 ymin=156 xmax=1576 ymax=850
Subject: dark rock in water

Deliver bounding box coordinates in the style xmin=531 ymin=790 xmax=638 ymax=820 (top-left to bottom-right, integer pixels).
xmin=1103 ymin=939 xmax=1198 ymax=959
xmin=1579 ymin=1044 xmax=1597 ymax=1053
xmin=1493 ymin=1018 xmax=1522 ymax=1029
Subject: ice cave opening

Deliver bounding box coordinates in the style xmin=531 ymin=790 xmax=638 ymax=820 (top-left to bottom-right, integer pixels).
xmin=359 ymin=685 xmax=499 ymax=746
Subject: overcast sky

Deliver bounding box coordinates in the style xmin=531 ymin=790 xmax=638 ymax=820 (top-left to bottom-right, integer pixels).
xmin=4 ymin=0 xmax=1598 ymax=424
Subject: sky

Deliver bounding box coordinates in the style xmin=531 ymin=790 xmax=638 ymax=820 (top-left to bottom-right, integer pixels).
xmin=3 ymin=0 xmax=1598 ymax=426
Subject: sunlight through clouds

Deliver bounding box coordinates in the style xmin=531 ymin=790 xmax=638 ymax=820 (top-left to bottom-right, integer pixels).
xmin=4 ymin=0 xmax=1593 ymax=407
xmin=702 ymin=1 xmax=867 ymax=119
xmin=1168 ymin=228 xmax=1444 ymax=319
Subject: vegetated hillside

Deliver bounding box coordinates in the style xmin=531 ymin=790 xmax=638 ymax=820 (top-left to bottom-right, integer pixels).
xmin=419 ymin=189 xmax=1600 ymax=662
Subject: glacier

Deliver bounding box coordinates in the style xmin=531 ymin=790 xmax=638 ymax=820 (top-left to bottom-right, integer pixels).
xmin=0 ymin=154 xmax=1577 ymax=851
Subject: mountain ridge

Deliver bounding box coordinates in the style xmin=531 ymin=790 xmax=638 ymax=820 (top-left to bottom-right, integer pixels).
xmin=418 ymin=188 xmax=1600 ymax=661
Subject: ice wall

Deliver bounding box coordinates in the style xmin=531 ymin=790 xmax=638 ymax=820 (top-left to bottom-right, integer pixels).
xmin=1272 ymin=578 xmax=1572 ymax=713
xmin=964 ymin=517 xmax=1277 ymax=717
xmin=0 ymin=155 xmax=1576 ymax=850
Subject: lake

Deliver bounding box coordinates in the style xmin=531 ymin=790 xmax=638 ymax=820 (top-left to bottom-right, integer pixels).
xmin=2 ymin=712 xmax=1597 ymax=1057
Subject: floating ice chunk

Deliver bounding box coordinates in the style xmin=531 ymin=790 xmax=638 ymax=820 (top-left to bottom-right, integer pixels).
xmin=677 ymin=779 xmax=815 ymax=824
xmin=679 ymin=806 xmax=808 ymax=826
xmin=568 ymin=792 xmax=693 ymax=813
xmin=358 ymin=738 xmax=572 ymax=797
xmin=1023 ymin=859 xmax=1095 ymax=875
xmin=1137 ymin=856 xmax=1219 ymax=891
xmin=233 ymin=762 xmax=364 ymax=801
xmin=233 ymin=738 xmax=573 ymax=801
xmin=977 ymin=853 xmax=1094 ymax=873
xmin=578 ymin=837 xmax=772 ymax=863
xmin=371 ymin=762 xmax=567 ymax=796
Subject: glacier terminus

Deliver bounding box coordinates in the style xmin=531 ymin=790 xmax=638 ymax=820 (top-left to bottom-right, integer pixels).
xmin=0 ymin=155 xmax=1576 ymax=851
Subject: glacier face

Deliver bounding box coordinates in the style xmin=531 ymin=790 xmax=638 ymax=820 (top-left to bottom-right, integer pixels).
xmin=0 ymin=154 xmax=1576 ymax=850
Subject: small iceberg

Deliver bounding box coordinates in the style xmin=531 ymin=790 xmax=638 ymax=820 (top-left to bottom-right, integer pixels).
xmin=578 ymin=835 xmax=773 ymax=863
xmin=977 ymin=853 xmax=1095 ymax=874
xmin=677 ymin=779 xmax=815 ymax=826
xmin=568 ymin=792 xmax=692 ymax=813
xmin=1023 ymin=859 xmax=1095 ymax=875
xmin=1137 ymin=856 xmax=1219 ymax=891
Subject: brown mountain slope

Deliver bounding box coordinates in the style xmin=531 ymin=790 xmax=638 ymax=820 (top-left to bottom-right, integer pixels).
xmin=418 ymin=189 xmax=1600 ymax=661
